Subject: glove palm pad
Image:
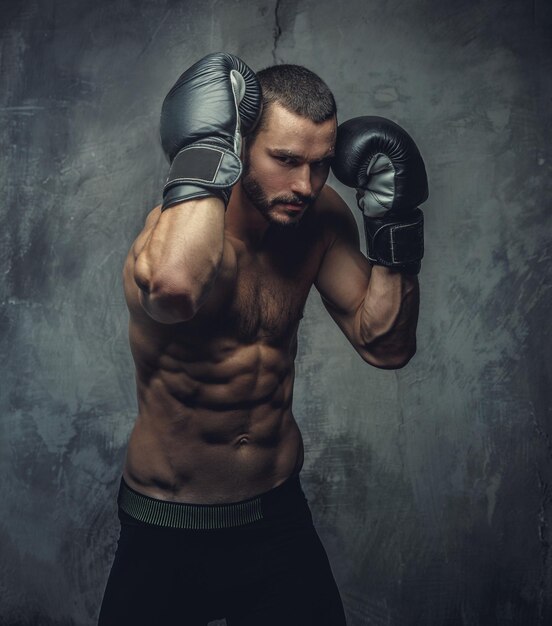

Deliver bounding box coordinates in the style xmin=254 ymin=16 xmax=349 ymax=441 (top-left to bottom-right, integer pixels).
xmin=160 ymin=53 xmax=262 ymax=210
xmin=332 ymin=116 xmax=428 ymax=274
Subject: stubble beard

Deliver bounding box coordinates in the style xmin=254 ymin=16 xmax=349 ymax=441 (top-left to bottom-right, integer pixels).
xmin=241 ymin=154 xmax=315 ymax=230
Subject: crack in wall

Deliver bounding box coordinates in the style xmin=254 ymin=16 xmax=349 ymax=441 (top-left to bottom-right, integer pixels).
xmin=537 ymin=471 xmax=550 ymax=625
xmin=534 ymin=413 xmax=552 ymax=624
xmin=272 ymin=0 xmax=282 ymax=64
xmin=533 ymin=415 xmax=552 ymax=463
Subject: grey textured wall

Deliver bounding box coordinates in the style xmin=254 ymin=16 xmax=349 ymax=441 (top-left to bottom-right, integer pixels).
xmin=1 ymin=0 xmax=551 ymax=624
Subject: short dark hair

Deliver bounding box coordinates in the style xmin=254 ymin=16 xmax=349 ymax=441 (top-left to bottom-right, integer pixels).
xmin=250 ymin=64 xmax=336 ymax=137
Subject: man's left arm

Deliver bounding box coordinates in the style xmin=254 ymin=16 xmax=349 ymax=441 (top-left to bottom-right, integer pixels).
xmin=316 ymin=115 xmax=428 ymax=367
xmin=315 ymin=187 xmax=419 ymax=369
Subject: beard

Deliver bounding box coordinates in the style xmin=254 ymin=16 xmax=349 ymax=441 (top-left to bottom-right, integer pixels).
xmin=241 ymin=153 xmax=316 ymax=230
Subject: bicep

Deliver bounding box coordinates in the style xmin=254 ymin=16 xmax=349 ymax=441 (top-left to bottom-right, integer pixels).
xmin=314 ymin=191 xmax=372 ymax=341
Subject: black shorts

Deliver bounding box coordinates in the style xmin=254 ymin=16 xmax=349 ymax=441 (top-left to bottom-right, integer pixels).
xmin=98 ymin=474 xmax=347 ymax=626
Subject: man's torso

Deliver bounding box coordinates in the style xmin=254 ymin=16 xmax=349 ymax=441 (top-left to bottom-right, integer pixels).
xmin=122 ymin=192 xmax=334 ymax=503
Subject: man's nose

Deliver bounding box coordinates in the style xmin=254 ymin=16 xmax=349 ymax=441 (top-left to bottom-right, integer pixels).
xmin=290 ymin=164 xmax=313 ymax=198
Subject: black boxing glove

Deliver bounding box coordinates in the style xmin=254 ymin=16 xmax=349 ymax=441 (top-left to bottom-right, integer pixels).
xmin=332 ymin=116 xmax=428 ymax=274
xmin=160 ymin=52 xmax=262 ymax=210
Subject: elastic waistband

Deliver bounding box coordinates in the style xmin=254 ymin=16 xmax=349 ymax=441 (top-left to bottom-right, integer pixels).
xmin=118 ymin=473 xmax=306 ymax=530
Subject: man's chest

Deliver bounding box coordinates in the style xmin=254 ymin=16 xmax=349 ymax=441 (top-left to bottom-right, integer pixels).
xmin=232 ymin=258 xmax=311 ymax=341
xmin=200 ymin=233 xmax=324 ymax=344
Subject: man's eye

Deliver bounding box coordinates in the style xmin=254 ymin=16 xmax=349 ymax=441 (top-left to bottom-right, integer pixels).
xmin=276 ymin=156 xmax=296 ymax=165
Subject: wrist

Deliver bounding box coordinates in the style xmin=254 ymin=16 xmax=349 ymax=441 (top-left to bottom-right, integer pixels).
xmin=369 ymin=265 xmax=419 ymax=286
xmin=162 ymin=138 xmax=242 ymax=211
xmin=362 ymin=208 xmax=424 ymax=275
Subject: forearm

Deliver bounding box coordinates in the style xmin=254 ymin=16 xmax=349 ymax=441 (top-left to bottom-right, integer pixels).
xmin=358 ymin=266 xmax=419 ymax=368
xmin=134 ymin=198 xmax=225 ymax=322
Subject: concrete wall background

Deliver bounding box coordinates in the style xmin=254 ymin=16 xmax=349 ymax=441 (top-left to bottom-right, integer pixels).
xmin=1 ymin=0 xmax=551 ymax=624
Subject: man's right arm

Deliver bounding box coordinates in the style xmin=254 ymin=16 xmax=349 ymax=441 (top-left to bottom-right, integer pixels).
xmin=128 ymin=53 xmax=261 ymax=324
xmin=132 ymin=198 xmax=225 ymax=324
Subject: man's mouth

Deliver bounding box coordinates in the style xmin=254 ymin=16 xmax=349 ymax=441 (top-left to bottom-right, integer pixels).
xmin=280 ymin=202 xmax=305 ymax=211
xmin=274 ymin=197 xmax=310 ymax=211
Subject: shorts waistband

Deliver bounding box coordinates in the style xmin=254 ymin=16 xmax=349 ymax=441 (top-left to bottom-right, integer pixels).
xmin=118 ymin=473 xmax=306 ymax=530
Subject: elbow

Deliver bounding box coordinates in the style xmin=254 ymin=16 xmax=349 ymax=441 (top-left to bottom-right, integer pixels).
xmin=359 ymin=342 xmax=417 ymax=370
xmin=383 ymin=347 xmax=416 ymax=369
xmin=138 ymin=285 xmax=198 ymax=324
xmin=133 ymin=259 xmax=200 ymax=324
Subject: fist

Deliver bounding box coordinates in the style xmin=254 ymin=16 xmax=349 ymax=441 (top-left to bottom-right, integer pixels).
xmin=160 ymin=52 xmax=262 ymax=210
xmin=332 ymin=116 xmax=428 ymax=274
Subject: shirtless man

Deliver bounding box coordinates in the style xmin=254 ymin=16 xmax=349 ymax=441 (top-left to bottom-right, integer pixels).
xmin=98 ymin=53 xmax=427 ymax=626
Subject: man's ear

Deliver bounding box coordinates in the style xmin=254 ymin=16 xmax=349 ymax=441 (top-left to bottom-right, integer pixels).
xmin=240 ymin=136 xmax=248 ymax=160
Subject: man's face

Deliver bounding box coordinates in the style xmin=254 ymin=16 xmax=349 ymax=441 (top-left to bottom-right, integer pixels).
xmin=241 ymin=103 xmax=336 ymax=228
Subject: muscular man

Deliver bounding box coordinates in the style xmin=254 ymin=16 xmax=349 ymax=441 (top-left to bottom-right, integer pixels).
xmin=98 ymin=52 xmax=427 ymax=626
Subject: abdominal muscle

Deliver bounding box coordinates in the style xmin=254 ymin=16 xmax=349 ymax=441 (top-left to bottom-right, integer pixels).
xmin=123 ymin=336 xmax=305 ymax=504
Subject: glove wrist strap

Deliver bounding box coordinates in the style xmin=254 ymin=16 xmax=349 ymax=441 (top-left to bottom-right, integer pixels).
xmin=363 ymin=208 xmax=424 ymax=275
xmin=162 ymin=138 xmax=242 ymax=211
